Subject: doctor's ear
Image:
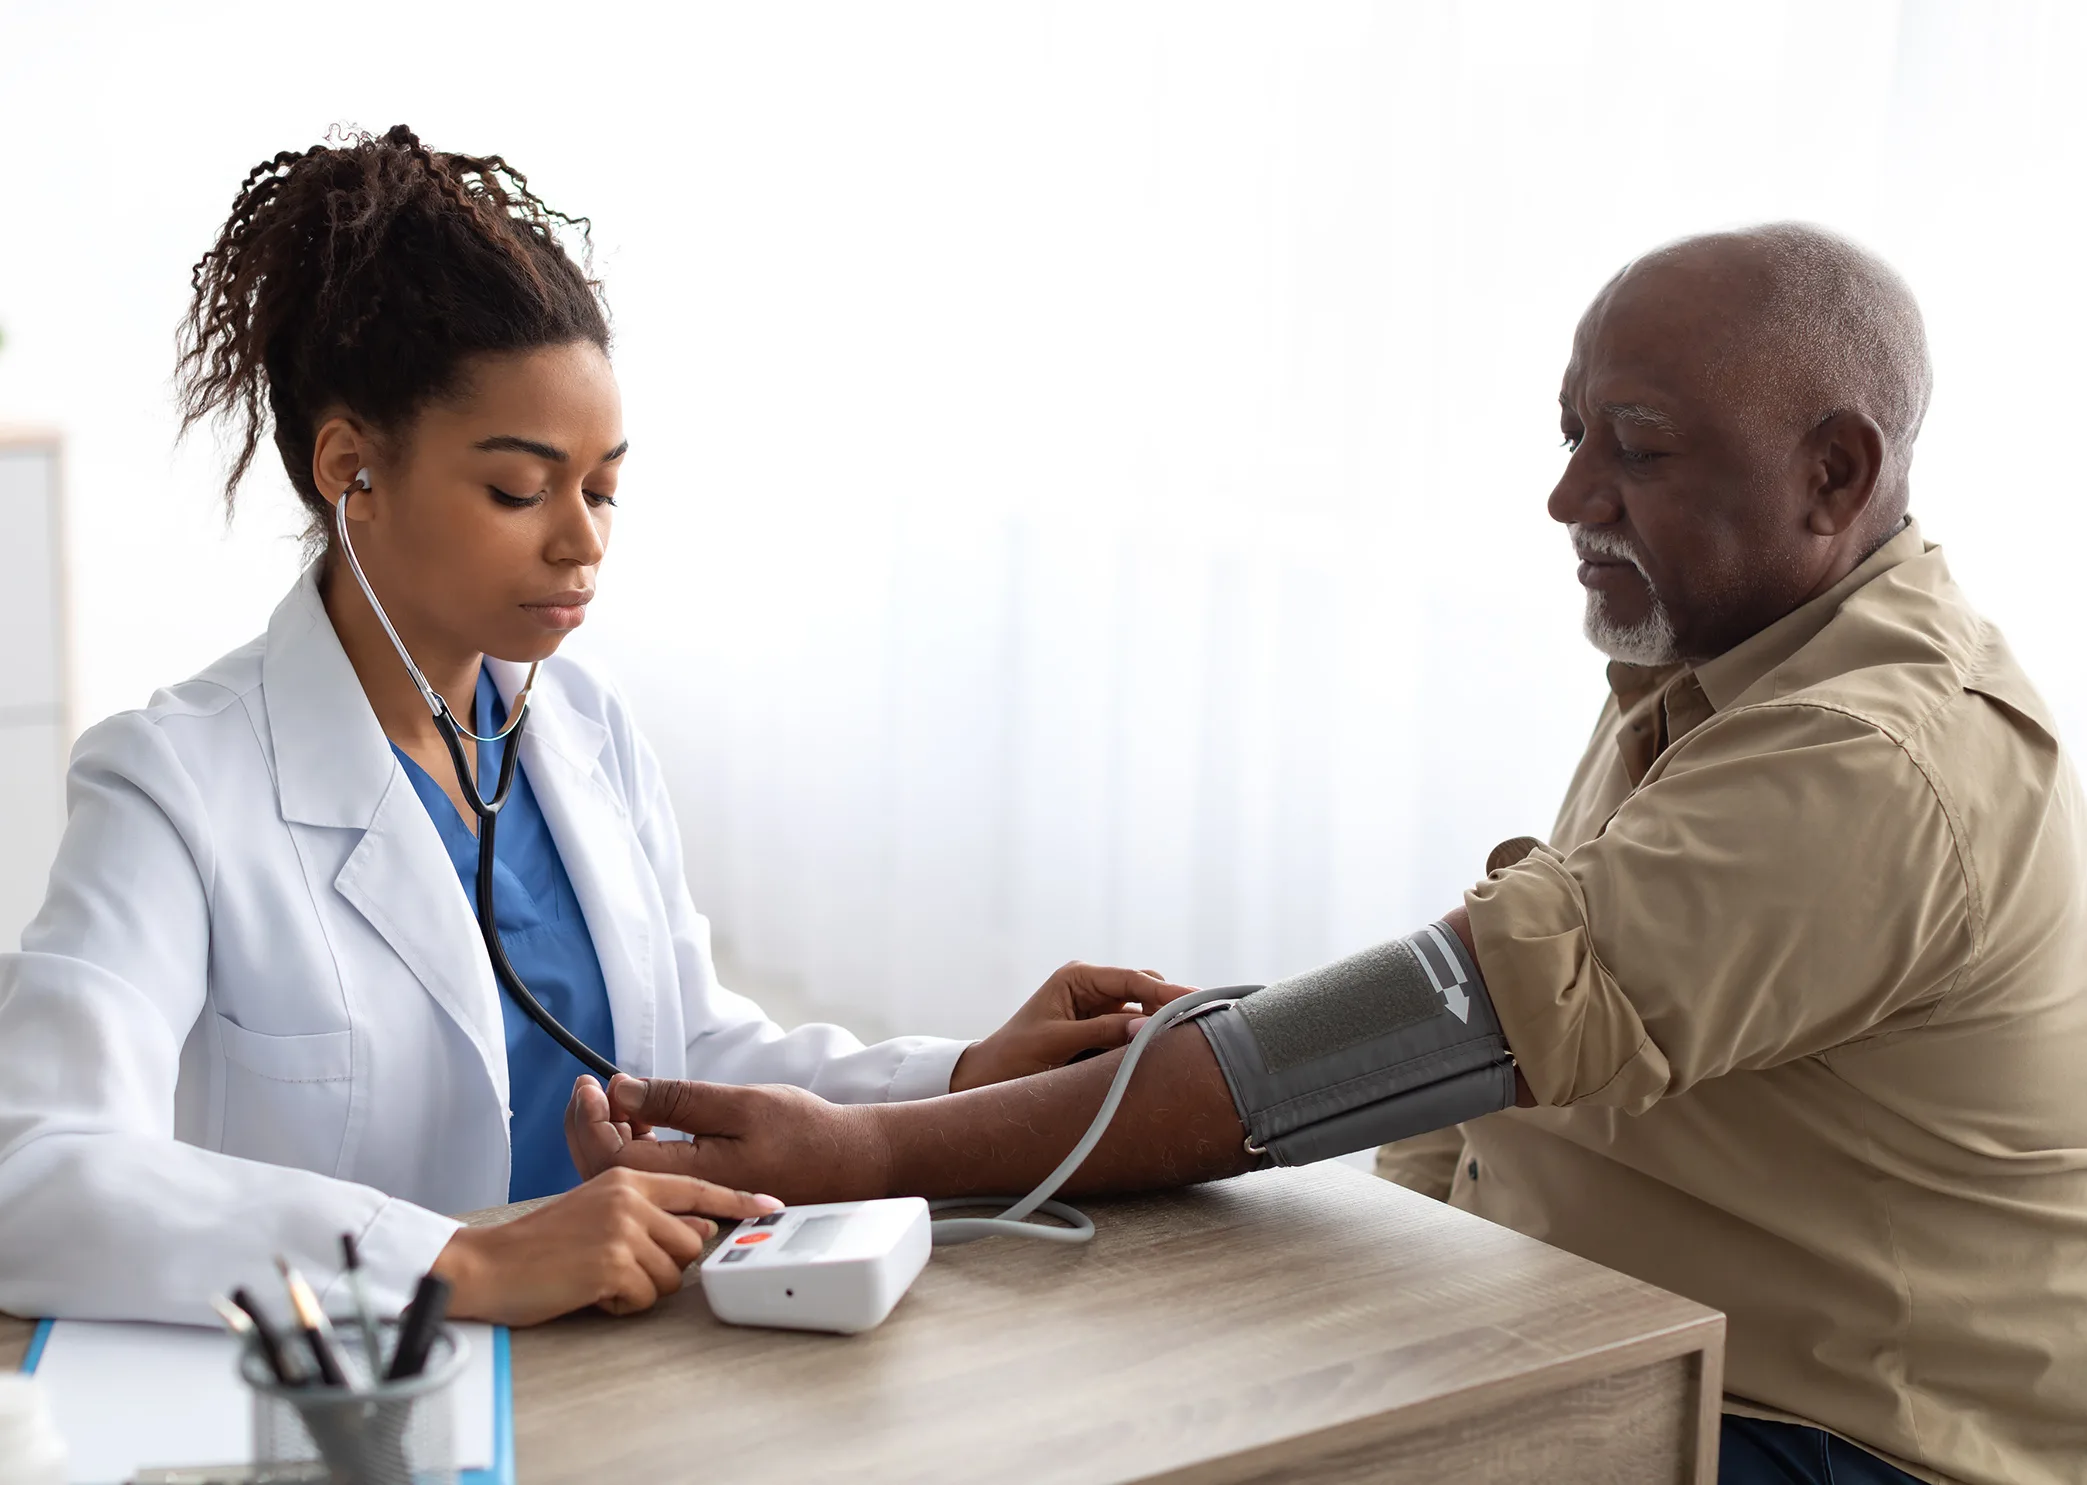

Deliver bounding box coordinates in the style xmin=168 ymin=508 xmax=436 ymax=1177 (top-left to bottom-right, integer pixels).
xmin=310 ymin=416 xmax=380 ymax=518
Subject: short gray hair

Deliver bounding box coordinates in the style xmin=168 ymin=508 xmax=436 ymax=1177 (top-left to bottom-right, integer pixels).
xmin=1632 ymin=223 xmax=1932 ymax=517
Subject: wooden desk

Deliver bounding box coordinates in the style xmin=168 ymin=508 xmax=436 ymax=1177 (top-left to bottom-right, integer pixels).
xmin=3 ymin=1165 xmax=1723 ymax=1482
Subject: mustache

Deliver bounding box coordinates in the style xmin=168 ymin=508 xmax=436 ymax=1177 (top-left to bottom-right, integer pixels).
xmin=1570 ymin=526 xmax=1649 ymax=577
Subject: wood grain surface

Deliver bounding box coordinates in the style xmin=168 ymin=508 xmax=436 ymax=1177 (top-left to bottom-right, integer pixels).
xmin=3 ymin=1163 xmax=1724 ymax=1483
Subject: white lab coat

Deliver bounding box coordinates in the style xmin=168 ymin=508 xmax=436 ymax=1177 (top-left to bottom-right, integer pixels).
xmin=0 ymin=568 xmax=967 ymax=1324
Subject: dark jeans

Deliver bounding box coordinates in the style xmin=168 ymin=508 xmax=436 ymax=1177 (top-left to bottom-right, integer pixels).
xmin=1721 ymin=1416 xmax=1926 ymax=1484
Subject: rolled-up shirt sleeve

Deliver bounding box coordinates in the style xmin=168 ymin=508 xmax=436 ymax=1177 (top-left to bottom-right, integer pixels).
xmin=1466 ymin=701 xmax=1974 ymax=1113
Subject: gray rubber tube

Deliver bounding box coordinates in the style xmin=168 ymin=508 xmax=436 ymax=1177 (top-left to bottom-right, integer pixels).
xmin=928 ymin=985 xmax=1253 ymax=1246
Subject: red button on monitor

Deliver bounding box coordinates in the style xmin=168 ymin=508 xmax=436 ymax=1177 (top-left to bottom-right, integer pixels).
xmin=734 ymin=1232 xmax=772 ymax=1245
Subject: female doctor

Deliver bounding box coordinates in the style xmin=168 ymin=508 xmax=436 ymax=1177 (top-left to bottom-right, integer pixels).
xmin=0 ymin=127 xmax=1180 ymax=1328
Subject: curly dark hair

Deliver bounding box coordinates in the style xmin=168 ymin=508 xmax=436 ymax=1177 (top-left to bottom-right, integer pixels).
xmin=176 ymin=124 xmax=611 ymax=541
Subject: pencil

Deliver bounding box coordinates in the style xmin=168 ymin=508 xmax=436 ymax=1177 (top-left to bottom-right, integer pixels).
xmin=208 ymin=1293 xmax=253 ymax=1339
xmin=276 ymin=1257 xmax=349 ymax=1388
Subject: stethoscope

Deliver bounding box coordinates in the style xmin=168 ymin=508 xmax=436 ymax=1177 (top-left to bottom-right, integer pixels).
xmin=334 ymin=470 xmax=622 ymax=1081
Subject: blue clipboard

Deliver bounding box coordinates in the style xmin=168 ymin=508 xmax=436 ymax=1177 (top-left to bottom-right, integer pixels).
xmin=474 ymin=1325 xmax=516 ymax=1485
xmin=19 ymin=1318 xmax=514 ymax=1485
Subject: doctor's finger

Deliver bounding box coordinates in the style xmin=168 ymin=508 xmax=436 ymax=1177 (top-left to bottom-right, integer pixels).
xmin=1059 ymin=964 xmax=1201 ymax=1014
xmin=594 ymin=1263 xmax=663 ymax=1317
xmin=1042 ymin=1012 xmax=1144 ymax=1063
xmin=639 ymin=1201 xmax=716 ymax=1272
xmin=611 ymin=1138 xmax=772 ymax=1200
xmin=629 ymin=1170 xmax=784 ymax=1222
xmin=624 ymin=1223 xmax=695 ymax=1300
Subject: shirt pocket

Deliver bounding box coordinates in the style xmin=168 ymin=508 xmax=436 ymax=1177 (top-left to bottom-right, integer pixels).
xmin=212 ymin=1012 xmax=355 ymax=1176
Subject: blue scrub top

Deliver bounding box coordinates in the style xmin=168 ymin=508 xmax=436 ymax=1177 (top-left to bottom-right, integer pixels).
xmin=391 ymin=667 xmax=618 ymax=1202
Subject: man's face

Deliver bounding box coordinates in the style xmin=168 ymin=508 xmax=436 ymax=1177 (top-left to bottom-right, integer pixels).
xmin=1549 ymin=259 xmax=1817 ymax=667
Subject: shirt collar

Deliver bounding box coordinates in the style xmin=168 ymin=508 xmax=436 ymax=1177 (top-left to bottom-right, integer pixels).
xmin=1693 ymin=517 xmax=1925 ymax=712
xmin=1605 ymin=658 xmax=1683 ymax=716
xmin=1602 ymin=517 xmax=1925 ymax=782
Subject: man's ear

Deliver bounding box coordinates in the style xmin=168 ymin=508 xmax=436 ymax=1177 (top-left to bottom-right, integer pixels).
xmin=1803 ymin=410 xmax=1885 ymax=537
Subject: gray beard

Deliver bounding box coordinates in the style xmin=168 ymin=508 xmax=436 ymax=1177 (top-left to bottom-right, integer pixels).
xmin=1583 ymin=587 xmax=1682 ymax=666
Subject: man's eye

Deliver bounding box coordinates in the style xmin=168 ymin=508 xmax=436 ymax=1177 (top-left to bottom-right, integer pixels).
xmin=489 ymin=486 xmax=543 ymax=508
xmin=1617 ymin=446 xmax=1667 ymax=465
xmin=586 ymin=491 xmax=618 ymax=508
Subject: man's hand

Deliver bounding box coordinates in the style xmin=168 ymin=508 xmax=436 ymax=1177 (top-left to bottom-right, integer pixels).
xmin=566 ymin=1074 xmax=895 ymax=1205
xmin=948 ymin=962 xmax=1199 ymax=1092
xmin=566 ymin=1074 xmax=653 ymax=1180
xmin=568 ymin=1020 xmax=1250 ymax=1209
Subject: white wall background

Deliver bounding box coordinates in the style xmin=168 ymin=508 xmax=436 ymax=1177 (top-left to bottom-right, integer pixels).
xmin=1 ymin=1 xmax=2081 ymax=1038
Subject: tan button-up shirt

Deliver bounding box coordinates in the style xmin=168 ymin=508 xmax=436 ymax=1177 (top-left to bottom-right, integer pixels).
xmin=1382 ymin=522 xmax=2087 ymax=1484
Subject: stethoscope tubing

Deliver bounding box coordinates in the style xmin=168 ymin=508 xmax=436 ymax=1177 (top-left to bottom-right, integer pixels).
xmin=335 ymin=480 xmax=623 ymax=1083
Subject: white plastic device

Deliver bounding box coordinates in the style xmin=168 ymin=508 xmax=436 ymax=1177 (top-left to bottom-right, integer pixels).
xmin=700 ymin=1197 xmax=933 ymax=1334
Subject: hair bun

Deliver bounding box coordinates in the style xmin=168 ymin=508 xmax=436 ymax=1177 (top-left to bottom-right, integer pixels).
xmin=175 ymin=125 xmax=610 ymax=544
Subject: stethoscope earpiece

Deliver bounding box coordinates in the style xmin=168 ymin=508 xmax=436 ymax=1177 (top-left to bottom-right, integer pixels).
xmin=329 ymin=469 xmax=538 ymax=737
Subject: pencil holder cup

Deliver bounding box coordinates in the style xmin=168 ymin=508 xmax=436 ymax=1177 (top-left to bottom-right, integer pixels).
xmin=240 ymin=1320 xmax=467 ymax=1485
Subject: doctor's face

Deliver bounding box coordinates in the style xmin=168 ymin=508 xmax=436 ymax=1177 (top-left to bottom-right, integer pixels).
xmin=330 ymin=341 xmax=626 ymax=666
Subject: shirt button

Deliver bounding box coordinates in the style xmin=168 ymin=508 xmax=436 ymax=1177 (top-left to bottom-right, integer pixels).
xmin=1467 ymin=1159 xmax=1480 ymax=1181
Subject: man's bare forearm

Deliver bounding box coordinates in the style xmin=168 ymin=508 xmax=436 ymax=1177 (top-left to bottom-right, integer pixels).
xmin=584 ymin=904 xmax=1527 ymax=1203
xmin=876 ymin=1022 xmax=1254 ymax=1200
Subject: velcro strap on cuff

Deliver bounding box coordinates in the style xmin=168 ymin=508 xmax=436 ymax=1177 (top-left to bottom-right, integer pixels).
xmin=1194 ymin=921 xmax=1516 ymax=1168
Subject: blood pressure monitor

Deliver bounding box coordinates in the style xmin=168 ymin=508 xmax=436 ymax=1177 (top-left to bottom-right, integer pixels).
xmin=697 ymin=940 xmax=1503 ymax=1337
xmin=699 ymin=1197 xmax=932 ymax=1334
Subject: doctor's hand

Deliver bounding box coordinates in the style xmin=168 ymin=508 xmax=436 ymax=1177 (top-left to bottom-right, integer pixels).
xmin=430 ymin=1168 xmax=783 ymax=1326
xmin=947 ymin=962 xmax=1199 ymax=1092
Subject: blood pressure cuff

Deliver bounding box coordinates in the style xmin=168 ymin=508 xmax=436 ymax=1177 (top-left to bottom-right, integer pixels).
xmin=1193 ymin=922 xmax=1517 ymax=1168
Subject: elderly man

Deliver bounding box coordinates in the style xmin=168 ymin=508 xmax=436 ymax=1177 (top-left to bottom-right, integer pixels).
xmin=567 ymin=226 xmax=2086 ymax=1485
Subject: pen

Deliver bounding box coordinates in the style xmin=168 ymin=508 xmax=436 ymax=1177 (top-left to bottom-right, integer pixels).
xmin=276 ymin=1257 xmax=349 ymax=1388
xmin=384 ymin=1272 xmax=452 ymax=1382
xmin=339 ymin=1232 xmax=383 ymax=1381
xmin=228 ymin=1286 xmax=303 ymax=1388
